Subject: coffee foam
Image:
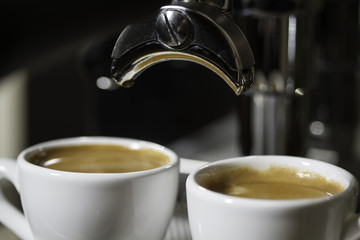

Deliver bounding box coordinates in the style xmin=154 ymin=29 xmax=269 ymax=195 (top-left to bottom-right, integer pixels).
xmin=197 ymin=166 xmax=344 ymax=200
xmin=27 ymin=144 xmax=170 ymax=173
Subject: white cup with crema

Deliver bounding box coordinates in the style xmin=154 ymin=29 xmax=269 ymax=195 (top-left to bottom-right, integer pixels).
xmin=0 ymin=137 xmax=179 ymax=240
xmin=186 ymin=155 xmax=360 ymax=240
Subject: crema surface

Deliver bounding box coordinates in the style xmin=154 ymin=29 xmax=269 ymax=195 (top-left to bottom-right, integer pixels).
xmin=198 ymin=166 xmax=344 ymax=200
xmin=28 ymin=144 xmax=170 ymax=173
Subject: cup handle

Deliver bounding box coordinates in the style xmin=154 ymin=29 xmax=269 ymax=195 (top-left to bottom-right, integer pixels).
xmin=0 ymin=158 xmax=33 ymax=240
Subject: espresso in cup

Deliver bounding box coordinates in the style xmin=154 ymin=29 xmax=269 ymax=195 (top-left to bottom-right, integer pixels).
xmin=27 ymin=144 xmax=170 ymax=173
xmin=0 ymin=137 xmax=179 ymax=240
xmin=198 ymin=165 xmax=344 ymax=200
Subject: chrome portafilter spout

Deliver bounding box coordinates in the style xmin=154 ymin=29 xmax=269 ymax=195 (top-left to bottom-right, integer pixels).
xmin=111 ymin=0 xmax=255 ymax=95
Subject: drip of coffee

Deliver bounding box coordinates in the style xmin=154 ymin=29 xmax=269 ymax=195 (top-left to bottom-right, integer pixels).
xmin=197 ymin=166 xmax=344 ymax=200
xmin=27 ymin=144 xmax=170 ymax=173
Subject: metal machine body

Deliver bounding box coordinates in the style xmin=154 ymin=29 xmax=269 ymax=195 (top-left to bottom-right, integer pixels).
xmin=110 ymin=0 xmax=360 ymax=171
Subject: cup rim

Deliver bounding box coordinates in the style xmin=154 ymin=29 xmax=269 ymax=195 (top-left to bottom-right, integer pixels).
xmin=186 ymin=155 xmax=357 ymax=207
xmin=18 ymin=136 xmax=179 ymax=178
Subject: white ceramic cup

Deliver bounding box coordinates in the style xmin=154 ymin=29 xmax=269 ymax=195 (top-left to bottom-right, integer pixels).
xmin=0 ymin=137 xmax=179 ymax=240
xmin=186 ymin=155 xmax=360 ymax=240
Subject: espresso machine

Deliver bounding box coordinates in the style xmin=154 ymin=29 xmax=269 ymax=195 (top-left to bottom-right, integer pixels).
xmin=0 ymin=1 xmax=358 ymax=239
xmin=110 ymin=0 xmax=359 ymax=174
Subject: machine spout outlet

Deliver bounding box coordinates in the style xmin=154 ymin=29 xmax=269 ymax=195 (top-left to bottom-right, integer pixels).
xmin=111 ymin=0 xmax=255 ymax=95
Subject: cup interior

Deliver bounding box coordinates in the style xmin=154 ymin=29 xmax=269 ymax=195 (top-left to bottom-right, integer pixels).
xmin=19 ymin=136 xmax=178 ymax=175
xmin=192 ymin=155 xmax=355 ymax=200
